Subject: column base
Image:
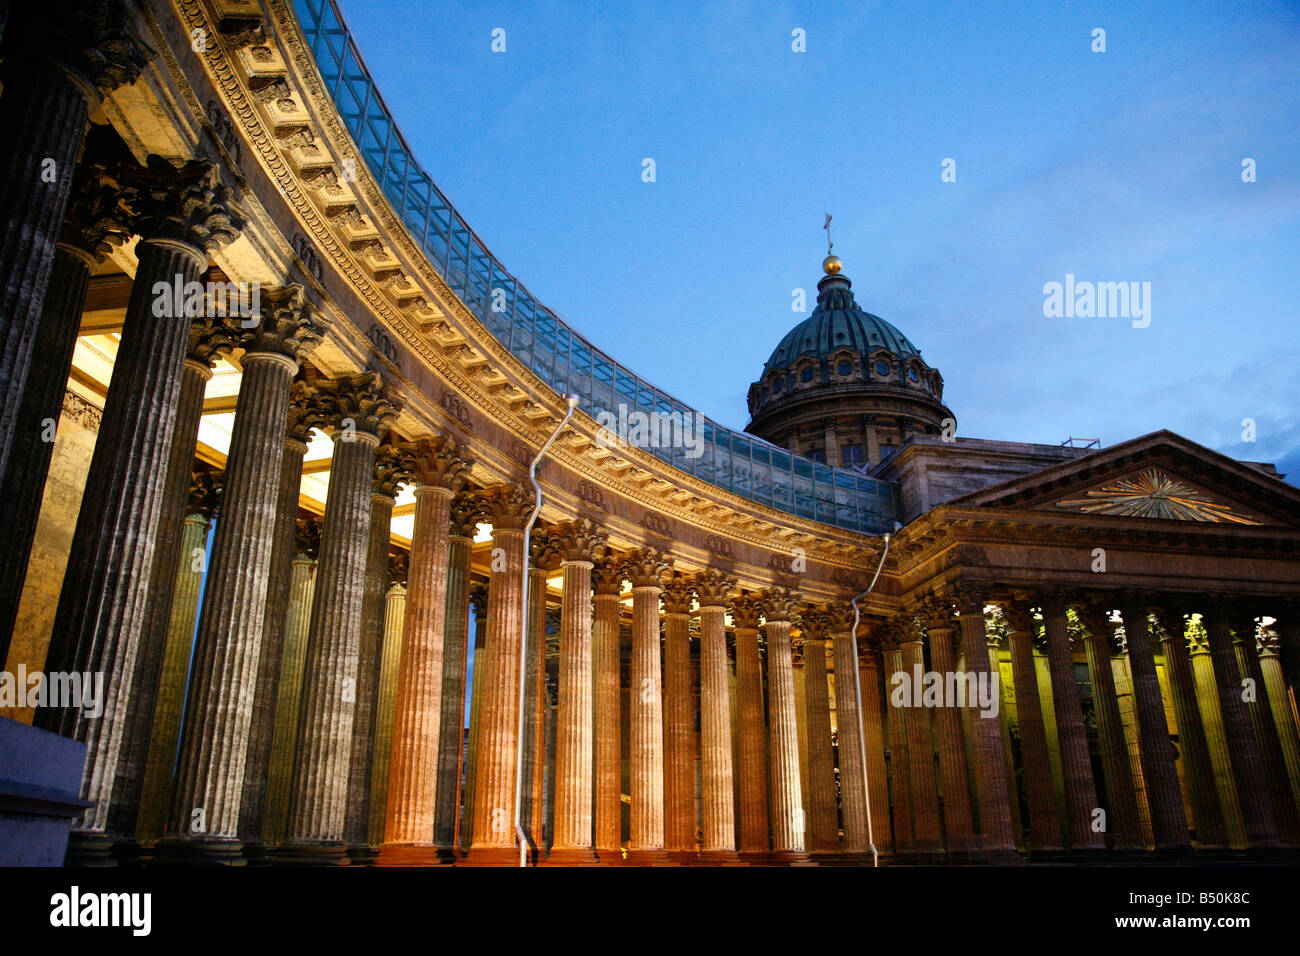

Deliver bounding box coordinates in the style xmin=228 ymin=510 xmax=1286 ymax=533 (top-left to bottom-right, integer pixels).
xmin=108 ymin=838 xmax=148 ymax=867
xmin=541 ymin=847 xmax=602 ymax=866
xmin=346 ymin=844 xmax=380 ymax=866
xmin=460 ymin=845 xmax=526 ymax=867
xmin=152 ymin=837 xmax=249 ymax=866
xmin=266 ymin=841 xmax=350 ymax=866
xmin=738 ymin=849 xmax=772 ymax=865
xmin=697 ymin=849 xmax=747 ymax=866
xmin=768 ymin=849 xmax=816 ymax=866
xmin=64 ymin=832 xmax=117 ymax=867
xmin=375 ymin=843 xmax=460 ymax=866
xmin=595 ymin=846 xmax=628 ymax=864
xmin=664 ymin=848 xmax=704 ymax=866
xmin=623 ymin=847 xmax=677 ymax=866
xmin=241 ymin=841 xmax=273 ymax=866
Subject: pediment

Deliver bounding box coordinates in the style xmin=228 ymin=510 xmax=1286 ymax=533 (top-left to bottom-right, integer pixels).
xmin=947 ymin=430 xmax=1300 ymax=530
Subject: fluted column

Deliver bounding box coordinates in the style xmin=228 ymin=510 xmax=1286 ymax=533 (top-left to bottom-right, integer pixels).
xmin=430 ymin=495 xmax=485 ymax=851
xmin=35 ymin=159 xmax=242 ymax=863
xmin=660 ymin=573 xmax=696 ymax=858
xmin=134 ymin=475 xmax=221 ymax=845
xmin=262 ymin=519 xmax=321 ymax=846
xmin=0 ymin=3 xmax=151 ymax=484
xmin=897 ymin=612 xmax=943 ymax=854
xmin=276 ymin=374 xmax=398 ymax=863
xmin=829 ymin=605 xmax=871 ymax=856
xmin=592 ymin=558 xmax=625 ymax=859
xmin=460 ymin=586 xmax=490 ymax=850
xmin=465 ymin=485 xmax=533 ymax=863
xmin=1081 ymin=608 xmax=1143 ymax=850
xmin=759 ymin=588 xmax=806 ymax=861
xmin=694 ymin=570 xmax=738 ymax=863
xmin=522 ymin=533 xmax=556 ymax=855
xmin=545 ymin=519 xmax=606 ymax=863
xmin=1259 ymin=633 xmax=1300 ymax=813
xmin=0 ymin=160 xmax=131 ymax=654
xmin=1201 ymin=600 xmax=1278 ymax=848
xmin=858 ymin=646 xmax=893 ymax=857
xmin=1004 ymin=603 xmax=1062 ymax=853
xmin=882 ymin=638 xmax=915 ymax=854
xmin=344 ymin=446 xmax=410 ymax=862
xmin=621 ymin=548 xmax=671 ymax=864
xmin=1231 ymin=611 xmax=1299 ymax=846
xmin=732 ymin=592 xmax=770 ymax=859
xmin=802 ymin=611 xmax=840 ymax=854
xmin=1155 ymin=606 xmax=1230 ymax=849
xmin=370 ymin=562 xmax=409 ymax=846
xmin=1115 ymin=597 xmax=1191 ymax=851
xmin=955 ymin=588 xmax=1017 ymax=857
xmin=920 ymin=599 xmax=976 ymax=858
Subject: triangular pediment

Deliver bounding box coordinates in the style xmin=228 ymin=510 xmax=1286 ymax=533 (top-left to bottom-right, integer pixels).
xmin=946 ymin=430 xmax=1300 ymax=529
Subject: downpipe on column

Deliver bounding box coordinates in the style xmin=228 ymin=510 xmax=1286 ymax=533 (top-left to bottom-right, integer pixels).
xmin=514 ymin=393 xmax=579 ymax=867
xmin=849 ymin=523 xmax=897 ymax=868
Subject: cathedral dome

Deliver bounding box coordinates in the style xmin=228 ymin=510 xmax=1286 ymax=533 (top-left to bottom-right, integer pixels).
xmin=763 ymin=277 xmax=920 ymax=374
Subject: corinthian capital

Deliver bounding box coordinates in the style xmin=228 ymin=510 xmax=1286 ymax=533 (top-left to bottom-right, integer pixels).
xmin=757 ymin=587 xmax=801 ymax=623
xmin=5 ymin=2 xmax=156 ymax=98
xmin=372 ymin=443 xmax=413 ymax=499
xmin=691 ymin=568 xmax=736 ymax=610
xmin=188 ymin=313 xmax=238 ymax=368
xmin=120 ymin=155 xmax=244 ymax=255
xmin=60 ymin=161 xmax=132 ymax=263
xmin=529 ymin=527 xmax=563 ymax=572
xmin=622 ymin=548 xmax=671 ymax=588
xmin=592 ymin=555 xmax=625 ymax=596
xmin=401 ymin=434 xmax=472 ymax=492
xmin=730 ymin=592 xmax=763 ymax=631
xmin=448 ymin=490 xmax=489 ymax=538
xmin=660 ymin=572 xmax=694 ymax=615
xmin=316 ymin=371 xmax=400 ymax=440
xmin=552 ymin=518 xmax=607 ymax=564
xmin=233 ymin=285 xmax=327 ymax=364
xmin=285 ymin=379 xmax=328 ymax=444
xmin=186 ymin=470 xmax=223 ymax=521
xmin=482 ymin=484 xmax=533 ymax=531
xmin=799 ymin=607 xmax=832 ymax=643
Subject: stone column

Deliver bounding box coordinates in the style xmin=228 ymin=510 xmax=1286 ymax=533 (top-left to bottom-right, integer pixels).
xmin=0 ymin=160 xmax=131 ymax=654
xmin=161 ymin=288 xmax=323 ymax=862
xmin=1116 ymin=597 xmax=1191 ymax=852
xmin=920 ymin=599 xmax=976 ymax=858
xmin=661 ymin=572 xmax=697 ymax=860
xmin=1188 ymin=629 xmax=1246 ymax=847
xmin=1277 ymin=607 xmax=1300 ymax=693
xmin=277 ymin=374 xmax=398 ymax=863
xmin=882 ymin=637 xmax=915 ymax=854
xmin=694 ymin=569 xmax=739 ymax=863
xmin=465 ymin=485 xmax=533 ymax=863
xmin=0 ymin=4 xmax=151 ymax=484
xmin=344 ymin=446 xmax=410 ymax=862
xmin=621 ymin=548 xmax=671 ymax=864
xmin=898 ymin=612 xmax=943 ymax=855
xmin=1004 ymin=603 xmax=1062 ymax=853
xmin=1231 ymin=611 xmax=1300 ymax=846
xmin=1259 ymin=633 xmax=1300 ymax=812
xmin=237 ymin=380 xmax=326 ymax=854
xmin=262 ymin=518 xmax=321 ymax=846
xmin=793 ymin=642 xmax=812 ymax=833
xmin=378 ymin=436 xmax=470 ymax=864
xmin=954 ymin=587 xmax=1017 ymax=857
xmin=134 ymin=474 xmax=221 ymax=845
xmin=592 ymin=558 xmax=625 ymax=859
xmin=1037 ymin=590 xmax=1103 ymax=852
xmin=370 ymin=561 xmax=409 ymax=846
xmin=460 ymin=585 xmax=490 ymax=850
xmin=859 ymin=646 xmax=893 ymax=857
xmin=34 ymin=158 xmax=242 ymax=863
xmin=760 ymin=588 xmax=806 ymax=862
xmin=830 ymin=604 xmax=872 ymax=857
xmin=110 ymin=321 xmax=232 ymax=850
xmin=801 ymin=610 xmax=840 ymax=854
xmin=522 ymin=532 xmax=557 ymax=855
xmin=546 ymin=519 xmax=606 ymax=863
xmin=732 ymin=592 xmax=770 ymax=860
xmin=1081 ymin=607 xmax=1143 ymax=850
xmin=1201 ymin=600 xmax=1279 ymax=848
xmin=431 ymin=494 xmax=485 ymax=852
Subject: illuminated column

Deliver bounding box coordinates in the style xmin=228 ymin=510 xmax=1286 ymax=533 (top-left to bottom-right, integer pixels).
xmin=34 ymin=159 xmax=242 ymax=861
xmin=882 ymin=635 xmax=915 ymax=854
xmin=466 ymin=485 xmax=533 ymax=863
xmin=423 ymin=494 xmax=480 ymax=853
xmin=379 ymin=437 xmax=471 ymax=864
xmin=793 ymin=641 xmax=812 ymax=834
xmin=0 ymin=3 xmax=150 ymax=486
xmin=760 ymin=588 xmax=806 ymax=862
xmin=732 ymin=592 xmax=770 ymax=859
xmin=547 ymin=519 xmax=606 ymax=863
xmin=921 ymin=600 xmax=975 ymax=858
xmin=955 ymin=587 xmax=1017 ymax=857
xmin=237 ymin=381 xmax=326 ymax=853
xmin=623 ymin=548 xmax=671 ymax=864
xmin=1004 ymin=603 xmax=1062 ymax=853
xmin=1115 ymin=597 xmax=1191 ymax=852
xmin=1258 ymin=633 xmax=1300 ymax=812
xmin=592 ymin=557 xmax=625 ymax=859
xmin=344 ymin=446 xmax=409 ymax=862
xmin=830 ymin=605 xmax=870 ymax=856
xmin=899 ymin=613 xmax=942 ymax=854
xmin=369 ymin=560 xmax=410 ymax=846
xmin=460 ymin=585 xmax=490 ymax=850
xmin=1038 ymin=590 xmax=1103 ymax=852
xmin=522 ymin=531 xmax=557 ymax=854
xmin=1231 ymin=611 xmax=1300 ymax=846
xmin=1081 ymin=608 xmax=1143 ymax=850
xmin=661 ymin=573 xmax=697 ymax=859
xmin=278 ymin=374 xmax=398 ymax=863
xmin=694 ymin=569 xmax=739 ymax=863
xmin=134 ymin=474 xmax=221 ymax=845
xmin=262 ymin=519 xmax=321 ymax=846
xmin=858 ymin=646 xmax=893 ymax=857
xmin=802 ymin=610 xmax=840 ymax=854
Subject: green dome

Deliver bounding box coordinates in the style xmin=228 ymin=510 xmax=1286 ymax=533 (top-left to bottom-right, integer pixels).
xmin=764 ymin=273 xmax=919 ymax=372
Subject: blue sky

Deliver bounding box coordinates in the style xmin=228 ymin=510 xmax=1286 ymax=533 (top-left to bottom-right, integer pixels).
xmin=336 ymin=0 xmax=1300 ymax=482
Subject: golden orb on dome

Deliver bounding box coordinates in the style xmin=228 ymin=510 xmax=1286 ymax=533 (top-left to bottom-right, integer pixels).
xmin=822 ymin=255 xmax=843 ymax=275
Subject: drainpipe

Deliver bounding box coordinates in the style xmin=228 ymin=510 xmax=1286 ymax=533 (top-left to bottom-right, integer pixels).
xmin=849 ymin=526 xmax=894 ymax=868
xmin=513 ymin=393 xmax=579 ymax=867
